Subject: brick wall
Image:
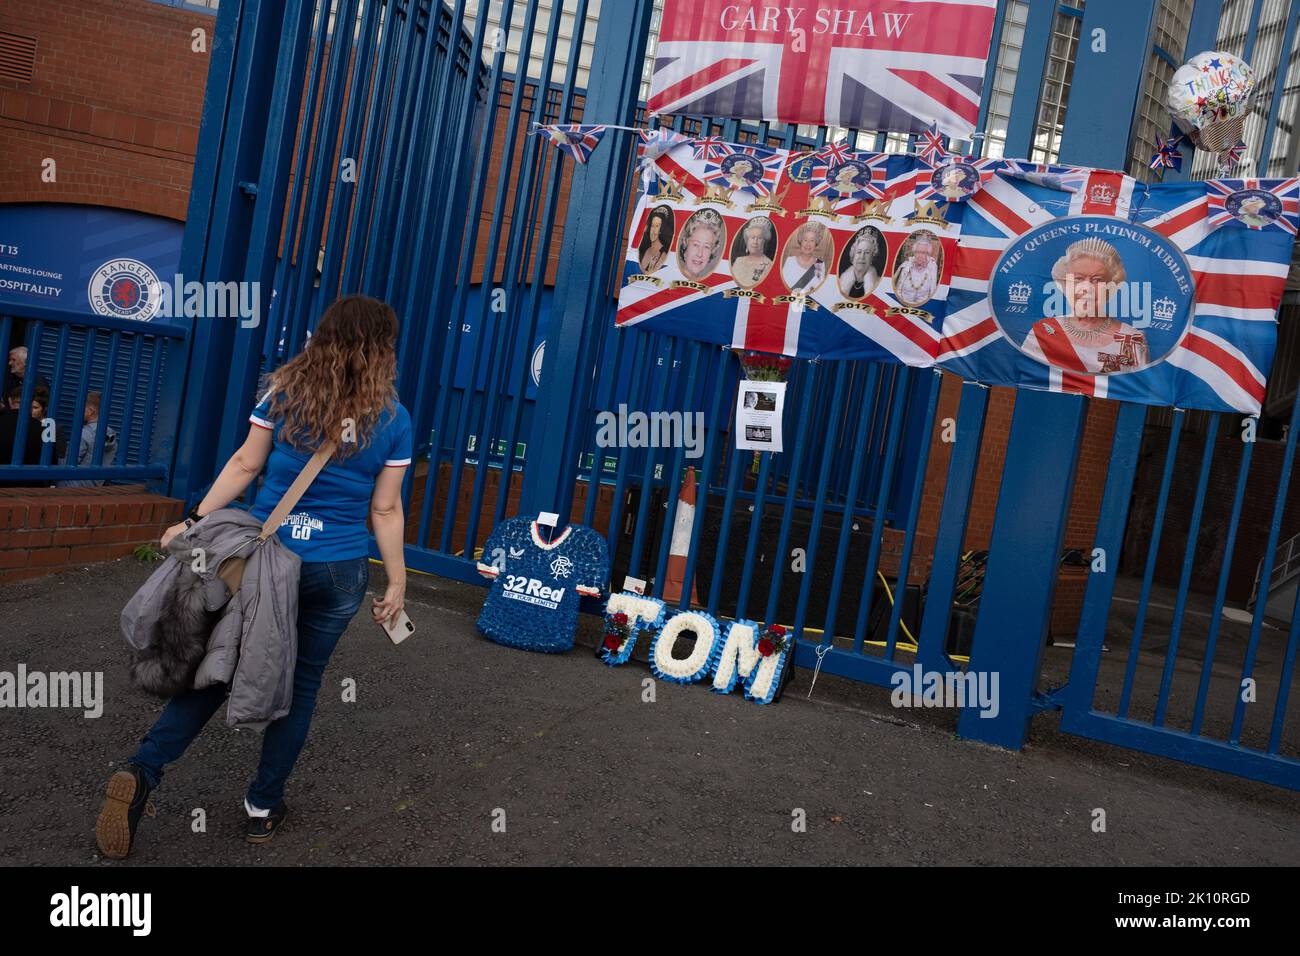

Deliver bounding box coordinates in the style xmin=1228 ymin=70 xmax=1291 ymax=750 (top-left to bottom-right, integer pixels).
xmin=1051 ymin=397 xmax=1121 ymax=636
xmin=911 ymin=374 xmax=1116 ymax=640
xmin=0 ymin=484 xmax=183 ymax=584
xmin=0 ymin=0 xmax=208 ymax=220
xmin=1122 ymin=425 xmax=1299 ymax=606
xmin=470 ymin=79 xmax=584 ymax=287
xmin=404 ymin=459 xmax=614 ymax=558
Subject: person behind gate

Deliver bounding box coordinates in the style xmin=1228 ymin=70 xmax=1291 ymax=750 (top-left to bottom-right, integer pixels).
xmin=95 ymin=294 xmax=413 ymax=858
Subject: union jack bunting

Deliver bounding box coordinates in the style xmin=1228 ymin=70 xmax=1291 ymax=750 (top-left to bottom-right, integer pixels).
xmin=918 ymin=124 xmax=947 ymax=165
xmin=535 ymin=124 xmax=607 ymax=164
xmin=1149 ymin=135 xmax=1184 ymax=174
xmin=616 ymin=137 xmax=1297 ymax=414
xmin=638 ymin=127 xmax=692 ymax=164
xmin=1220 ymin=143 xmax=1248 ymax=175
xmin=637 ymin=128 xmax=693 ymax=189
xmin=1205 ymin=178 xmax=1300 ymax=235
xmin=646 ymin=0 xmax=999 ymax=138
xmin=1069 ymin=169 xmax=1137 ymax=218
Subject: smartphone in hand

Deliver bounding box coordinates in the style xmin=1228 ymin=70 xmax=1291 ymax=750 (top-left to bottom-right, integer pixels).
xmin=375 ymin=603 xmax=415 ymax=645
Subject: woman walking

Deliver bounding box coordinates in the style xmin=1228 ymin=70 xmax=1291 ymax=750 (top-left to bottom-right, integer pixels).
xmin=96 ymin=294 xmax=413 ymax=857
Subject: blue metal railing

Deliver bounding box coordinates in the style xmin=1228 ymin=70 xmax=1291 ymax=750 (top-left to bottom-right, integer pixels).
xmin=334 ymin=2 xmax=1001 ymax=693
xmin=169 ymin=0 xmax=1300 ymax=791
xmin=0 ymin=303 xmax=185 ymax=485
xmin=139 ymin=0 xmax=219 ymax=14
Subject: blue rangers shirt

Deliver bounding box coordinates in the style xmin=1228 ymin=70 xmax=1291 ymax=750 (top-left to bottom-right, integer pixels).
xmin=247 ymin=390 xmax=413 ymax=562
xmin=476 ymin=516 xmax=609 ymax=653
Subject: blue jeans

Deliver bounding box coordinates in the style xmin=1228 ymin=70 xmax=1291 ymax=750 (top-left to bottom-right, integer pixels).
xmin=128 ymin=556 xmax=369 ymax=810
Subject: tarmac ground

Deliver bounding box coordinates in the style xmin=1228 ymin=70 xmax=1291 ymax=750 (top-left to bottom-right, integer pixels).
xmin=0 ymin=557 xmax=1297 ymax=866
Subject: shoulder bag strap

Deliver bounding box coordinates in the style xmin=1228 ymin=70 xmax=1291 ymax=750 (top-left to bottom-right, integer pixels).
xmin=258 ymin=440 xmax=338 ymax=542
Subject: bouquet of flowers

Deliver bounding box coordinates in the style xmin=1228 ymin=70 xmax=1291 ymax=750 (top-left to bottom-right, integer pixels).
xmin=758 ymin=623 xmax=789 ymax=657
xmin=738 ymin=350 xmax=793 ymax=382
xmin=602 ymin=611 xmax=631 ymax=654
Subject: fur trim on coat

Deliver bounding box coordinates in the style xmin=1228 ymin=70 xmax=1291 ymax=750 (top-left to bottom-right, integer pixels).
xmin=127 ymin=566 xmax=220 ymax=696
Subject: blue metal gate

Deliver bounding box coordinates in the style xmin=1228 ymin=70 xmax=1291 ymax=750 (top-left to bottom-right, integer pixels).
xmin=172 ymin=0 xmax=1300 ymax=791
xmin=0 ymin=304 xmax=185 ymax=484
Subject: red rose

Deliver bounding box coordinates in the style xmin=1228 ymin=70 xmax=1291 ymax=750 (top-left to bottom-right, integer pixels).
xmin=758 ymin=638 xmax=775 ymax=656
xmin=612 ymin=612 xmax=628 ymax=625
xmin=768 ymin=624 xmax=786 ymax=636
xmin=603 ymin=634 xmax=623 ymax=651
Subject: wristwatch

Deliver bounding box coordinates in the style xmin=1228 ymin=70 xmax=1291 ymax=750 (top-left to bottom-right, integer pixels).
xmin=184 ymin=505 xmax=205 ymax=529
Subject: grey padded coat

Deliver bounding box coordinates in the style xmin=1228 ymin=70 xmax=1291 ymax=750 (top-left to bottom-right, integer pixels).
xmin=120 ymin=508 xmax=301 ymax=730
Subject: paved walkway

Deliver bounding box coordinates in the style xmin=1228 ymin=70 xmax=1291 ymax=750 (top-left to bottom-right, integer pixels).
xmin=1 ymin=558 xmax=1297 ymax=865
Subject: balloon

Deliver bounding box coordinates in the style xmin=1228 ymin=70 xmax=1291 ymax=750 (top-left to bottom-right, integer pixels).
xmin=1166 ymin=51 xmax=1256 ymax=173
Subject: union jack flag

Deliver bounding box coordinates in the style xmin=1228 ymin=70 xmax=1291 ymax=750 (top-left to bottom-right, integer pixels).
xmin=999 ymin=159 xmax=1092 ymax=194
xmin=810 ymin=150 xmax=890 ymax=201
xmin=913 ymin=155 xmax=1002 ymax=204
xmin=1205 ymin=178 xmax=1300 ymax=235
xmin=617 ymin=143 xmax=939 ymax=365
xmin=702 ymin=144 xmax=785 ymax=196
xmin=646 ymin=0 xmax=999 ymax=138
xmin=816 ymin=139 xmax=855 ymax=167
xmin=692 ymin=136 xmax=731 ymax=162
xmin=1149 ymin=134 xmax=1184 ymax=174
xmin=535 ymin=124 xmax=607 ymax=164
xmin=1219 ymin=143 xmax=1248 ymax=175
xmin=942 ymin=173 xmax=1291 ymax=413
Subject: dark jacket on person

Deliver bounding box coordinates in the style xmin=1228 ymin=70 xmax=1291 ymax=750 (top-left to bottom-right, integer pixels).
xmin=4 ymin=370 xmax=50 ymax=400
xmin=0 ymin=408 xmax=47 ymax=486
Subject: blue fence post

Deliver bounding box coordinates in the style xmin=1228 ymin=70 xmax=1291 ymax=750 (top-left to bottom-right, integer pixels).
xmin=519 ymin=0 xmax=656 ymax=519
xmin=217 ymin=0 xmax=320 ymax=474
xmin=1057 ymin=0 xmax=1157 ymax=170
xmin=956 ymin=392 xmax=1087 ymax=747
xmin=168 ymin=0 xmax=294 ymax=504
xmin=957 ymin=0 xmax=1157 ymax=749
xmin=916 ymin=380 xmax=988 ymax=672
xmin=1060 ymin=403 xmax=1147 ymax=718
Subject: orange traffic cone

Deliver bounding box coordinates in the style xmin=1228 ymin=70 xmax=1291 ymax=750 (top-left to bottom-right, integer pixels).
xmin=663 ymin=467 xmax=701 ymax=607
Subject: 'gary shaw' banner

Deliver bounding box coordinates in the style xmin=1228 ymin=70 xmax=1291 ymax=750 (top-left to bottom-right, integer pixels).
xmin=615 ymin=140 xmax=1298 ymax=414
xmin=646 ymin=0 xmax=998 ymax=139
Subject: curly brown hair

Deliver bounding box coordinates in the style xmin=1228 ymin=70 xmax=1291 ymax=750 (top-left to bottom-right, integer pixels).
xmin=265 ymin=295 xmax=399 ymax=458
